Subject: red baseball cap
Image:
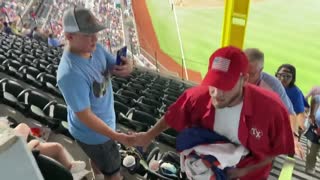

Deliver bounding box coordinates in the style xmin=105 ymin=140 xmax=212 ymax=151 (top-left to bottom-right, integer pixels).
xmin=202 ymin=46 xmax=249 ymax=91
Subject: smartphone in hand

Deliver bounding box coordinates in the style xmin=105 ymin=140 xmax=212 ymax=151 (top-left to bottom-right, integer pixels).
xmin=116 ymin=46 xmax=127 ymax=65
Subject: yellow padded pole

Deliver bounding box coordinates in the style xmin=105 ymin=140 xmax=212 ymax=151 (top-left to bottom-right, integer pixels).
xmin=221 ymin=0 xmax=251 ymax=49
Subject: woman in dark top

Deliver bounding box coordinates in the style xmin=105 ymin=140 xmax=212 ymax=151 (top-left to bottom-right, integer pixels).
xmin=276 ymin=64 xmax=308 ymax=132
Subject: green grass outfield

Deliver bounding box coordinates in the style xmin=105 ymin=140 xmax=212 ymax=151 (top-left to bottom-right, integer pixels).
xmin=146 ymin=0 xmax=320 ymax=94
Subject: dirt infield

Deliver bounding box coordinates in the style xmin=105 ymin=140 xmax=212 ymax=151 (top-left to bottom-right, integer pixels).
xmin=132 ymin=0 xmax=202 ymax=82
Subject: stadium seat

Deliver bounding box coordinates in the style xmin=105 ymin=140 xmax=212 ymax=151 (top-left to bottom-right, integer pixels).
xmin=130 ymin=77 xmax=150 ymax=85
xmin=46 ymin=64 xmax=59 ymax=75
xmin=33 ymin=150 xmax=73 ymax=180
xmin=164 ymin=88 xmax=182 ymax=98
xmin=113 ymin=76 xmax=129 ymax=84
xmin=19 ymin=54 xmax=36 ymax=66
xmin=158 ymin=104 xmax=168 ymax=116
xmin=147 ymin=83 xmax=164 ymax=92
xmin=141 ymin=91 xmax=160 ymax=101
xmin=117 ymin=89 xmax=140 ymax=100
xmin=126 ymin=108 xmax=157 ymax=125
xmin=1 ymin=45 xmax=10 ymax=52
xmin=136 ymin=96 xmax=162 ymax=108
xmin=3 ymin=59 xmax=24 ymax=79
xmin=0 ymin=78 xmax=29 ymax=111
xmin=134 ymin=101 xmax=159 ymax=117
xmin=161 ymin=97 xmax=175 ymax=107
xmin=36 ymin=72 xmax=61 ymax=97
xmin=114 ymin=100 xmax=130 ymax=120
xmin=114 ymin=93 xmax=134 ymax=106
xmin=157 ymin=129 xmax=178 ymax=147
xmin=122 ymin=82 xmax=144 ymax=94
xmin=112 ymin=82 xmax=121 ymax=92
xmin=19 ymin=65 xmax=43 ymax=87
xmin=0 ymin=54 xmax=6 ymax=63
xmin=162 ymin=95 xmax=177 ymax=103
xmin=43 ymin=102 xmax=67 ymax=122
xmin=17 ymin=90 xmax=58 ymax=128
xmin=142 ymin=88 xmax=164 ymax=97
xmin=118 ymin=108 xmax=156 ymax=131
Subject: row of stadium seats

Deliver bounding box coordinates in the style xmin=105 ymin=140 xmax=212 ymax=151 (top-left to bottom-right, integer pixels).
xmin=0 ymin=77 xmax=70 ymax=138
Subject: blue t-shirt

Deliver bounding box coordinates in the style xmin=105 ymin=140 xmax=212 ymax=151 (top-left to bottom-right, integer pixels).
xmin=259 ymin=72 xmax=295 ymax=115
xmin=48 ymin=37 xmax=60 ymax=47
xmin=285 ymin=86 xmax=305 ymax=114
xmin=57 ymin=43 xmax=116 ymax=144
xmin=4 ymin=26 xmax=12 ymax=34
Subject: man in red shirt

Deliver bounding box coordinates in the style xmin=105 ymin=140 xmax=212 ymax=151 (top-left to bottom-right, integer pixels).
xmin=132 ymin=46 xmax=294 ymax=179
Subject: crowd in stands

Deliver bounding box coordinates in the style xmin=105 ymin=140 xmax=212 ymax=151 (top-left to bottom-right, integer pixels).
xmin=1 ymin=0 xmax=154 ymax=68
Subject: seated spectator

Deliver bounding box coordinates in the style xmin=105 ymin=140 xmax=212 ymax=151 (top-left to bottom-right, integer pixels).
xmin=306 ymin=86 xmax=320 ymax=100
xmin=32 ymin=27 xmax=45 ymax=42
xmin=21 ymin=24 xmax=31 ymax=37
xmin=245 ymin=49 xmax=304 ymax=157
xmin=48 ymin=33 xmax=62 ymax=47
xmin=8 ymin=122 xmax=87 ymax=175
xmin=245 ymin=48 xmax=295 ymax=115
xmin=276 ymin=64 xmax=309 ymax=130
xmin=3 ymin=22 xmax=13 ymax=35
xmin=9 ymin=21 xmax=21 ymax=36
xmin=305 ymin=95 xmax=320 ymax=174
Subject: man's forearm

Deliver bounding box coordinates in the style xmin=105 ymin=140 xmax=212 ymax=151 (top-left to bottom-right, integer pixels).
xmin=76 ymin=108 xmax=117 ymax=140
xmin=147 ymin=117 xmax=170 ymax=139
xmin=289 ymin=115 xmax=298 ymax=133
xmin=244 ymin=157 xmax=275 ymax=173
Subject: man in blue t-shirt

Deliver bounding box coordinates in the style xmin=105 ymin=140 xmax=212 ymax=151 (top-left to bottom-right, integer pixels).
xmin=57 ymin=7 xmax=133 ymax=180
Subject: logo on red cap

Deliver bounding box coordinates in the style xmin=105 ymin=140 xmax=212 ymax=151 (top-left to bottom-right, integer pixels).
xmin=212 ymin=57 xmax=231 ymax=72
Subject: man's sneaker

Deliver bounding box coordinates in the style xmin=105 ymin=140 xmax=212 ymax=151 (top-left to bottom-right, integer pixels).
xmin=70 ymin=161 xmax=86 ymax=173
xmin=72 ymin=169 xmax=90 ymax=180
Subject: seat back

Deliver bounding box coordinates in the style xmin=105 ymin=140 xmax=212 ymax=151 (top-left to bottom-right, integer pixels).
xmin=134 ymin=102 xmax=158 ymax=117
xmin=139 ymin=97 xmax=162 ymax=108
xmin=114 ymin=93 xmax=132 ymax=106
xmin=3 ymin=80 xmax=26 ymax=98
xmin=114 ymin=101 xmax=130 ymax=118
xmin=18 ymin=90 xmax=51 ymax=109
xmin=43 ymin=103 xmax=67 ymax=121
xmin=33 ymin=152 xmax=73 ymax=180
xmin=119 ymin=89 xmax=140 ymax=100
xmin=130 ymin=109 xmax=157 ymax=126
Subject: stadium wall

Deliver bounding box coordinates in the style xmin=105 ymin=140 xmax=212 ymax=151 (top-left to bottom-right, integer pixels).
xmin=132 ymin=0 xmax=202 ymax=83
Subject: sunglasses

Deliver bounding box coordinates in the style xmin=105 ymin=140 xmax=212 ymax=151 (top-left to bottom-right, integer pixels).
xmin=275 ymin=73 xmax=292 ymax=80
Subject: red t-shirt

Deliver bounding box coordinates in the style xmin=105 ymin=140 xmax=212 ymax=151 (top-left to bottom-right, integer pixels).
xmin=164 ymin=84 xmax=294 ymax=179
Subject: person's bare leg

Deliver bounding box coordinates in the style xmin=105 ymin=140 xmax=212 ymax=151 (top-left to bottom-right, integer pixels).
xmin=36 ymin=142 xmax=72 ymax=170
xmin=13 ymin=123 xmax=31 ymax=141
xmin=90 ymin=159 xmax=102 ymax=175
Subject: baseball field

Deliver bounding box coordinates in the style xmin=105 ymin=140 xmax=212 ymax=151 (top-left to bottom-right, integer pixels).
xmin=145 ymin=0 xmax=320 ymax=93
